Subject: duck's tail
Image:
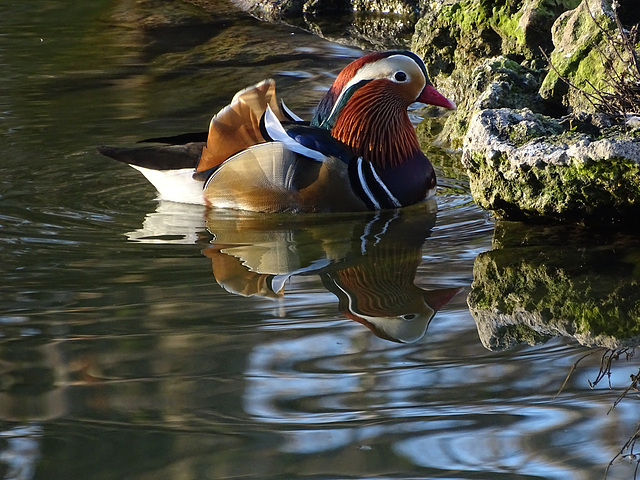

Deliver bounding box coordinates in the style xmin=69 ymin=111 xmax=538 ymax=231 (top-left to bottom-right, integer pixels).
xmin=97 ymin=143 xmax=206 ymax=205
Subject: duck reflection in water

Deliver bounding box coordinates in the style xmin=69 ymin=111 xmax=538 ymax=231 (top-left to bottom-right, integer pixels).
xmin=203 ymin=201 xmax=461 ymax=343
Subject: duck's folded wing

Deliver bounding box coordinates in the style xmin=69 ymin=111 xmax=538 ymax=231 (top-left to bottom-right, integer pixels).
xmin=202 ymin=142 xmax=367 ymax=213
xmin=202 ymin=143 xmax=313 ymax=212
xmin=197 ymin=79 xmax=291 ymax=174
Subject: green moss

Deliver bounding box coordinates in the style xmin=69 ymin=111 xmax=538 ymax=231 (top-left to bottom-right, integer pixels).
xmin=487 ymin=56 xmax=523 ymax=73
xmin=440 ymin=0 xmax=521 ymax=36
xmin=435 ymin=0 xmax=573 ymax=59
xmin=413 ymin=0 xmax=581 ymax=146
xmin=493 ymin=323 xmax=551 ymax=347
xmin=542 ymin=37 xmax=612 ymax=108
xmin=438 ymin=2 xmax=478 ymax=33
xmin=494 ymin=7 xmax=526 ymax=52
xmin=506 ymin=113 xmax=564 ymax=146
xmin=467 ymin=145 xmax=640 ymax=223
xmin=539 ymin=5 xmax=621 ymax=111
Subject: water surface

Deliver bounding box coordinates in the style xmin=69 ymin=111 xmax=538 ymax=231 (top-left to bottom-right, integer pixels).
xmin=1 ymin=1 xmax=639 ymax=479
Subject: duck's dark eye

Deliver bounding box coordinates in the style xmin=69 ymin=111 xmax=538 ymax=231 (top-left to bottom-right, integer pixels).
xmin=394 ymin=71 xmax=407 ymax=82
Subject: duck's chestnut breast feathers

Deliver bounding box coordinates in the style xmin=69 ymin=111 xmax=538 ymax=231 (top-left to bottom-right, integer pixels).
xmin=330 ymin=80 xmax=422 ymax=169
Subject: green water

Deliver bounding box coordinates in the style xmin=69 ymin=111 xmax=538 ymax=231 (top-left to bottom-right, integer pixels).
xmin=0 ymin=1 xmax=639 ymax=479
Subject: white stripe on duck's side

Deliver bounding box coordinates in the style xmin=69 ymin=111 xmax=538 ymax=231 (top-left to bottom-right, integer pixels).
xmin=367 ymin=161 xmax=401 ymax=208
xmin=130 ymin=165 xmax=206 ymax=205
xmin=356 ymin=157 xmax=381 ymax=210
xmin=355 ymin=157 xmax=402 ymax=209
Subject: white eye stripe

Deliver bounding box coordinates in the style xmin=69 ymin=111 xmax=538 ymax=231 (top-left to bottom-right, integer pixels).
xmin=320 ymin=54 xmax=426 ymax=127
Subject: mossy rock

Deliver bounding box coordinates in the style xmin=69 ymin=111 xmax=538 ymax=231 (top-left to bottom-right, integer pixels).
xmin=303 ymin=12 xmax=416 ymax=49
xmin=234 ymin=0 xmax=420 ymax=39
xmin=416 ymin=55 xmax=548 ymax=149
xmin=539 ymin=0 xmax=637 ymax=112
xmin=468 ymin=220 xmax=640 ymax=350
xmin=411 ymin=0 xmax=579 ymax=148
xmin=462 ymin=108 xmax=640 ymax=224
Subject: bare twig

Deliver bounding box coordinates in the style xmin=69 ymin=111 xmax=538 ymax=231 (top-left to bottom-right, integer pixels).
xmin=608 ymin=367 xmax=640 ymax=414
xmin=589 ymin=347 xmax=634 ymax=389
xmin=554 ymin=349 xmax=600 ymax=398
xmin=605 ymin=421 xmax=640 ymax=479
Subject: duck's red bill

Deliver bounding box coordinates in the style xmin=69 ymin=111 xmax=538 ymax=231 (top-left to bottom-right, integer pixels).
xmin=418 ymin=85 xmax=456 ymax=110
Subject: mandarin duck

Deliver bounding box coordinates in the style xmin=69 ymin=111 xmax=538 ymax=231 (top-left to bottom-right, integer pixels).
xmin=99 ymin=50 xmax=455 ymax=212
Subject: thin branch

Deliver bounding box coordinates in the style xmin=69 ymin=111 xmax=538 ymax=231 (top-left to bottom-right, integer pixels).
xmin=605 ymin=421 xmax=640 ymax=480
xmin=589 ymin=348 xmax=634 ymax=389
xmin=554 ymin=349 xmax=600 ymax=398
xmin=608 ymin=367 xmax=640 ymax=414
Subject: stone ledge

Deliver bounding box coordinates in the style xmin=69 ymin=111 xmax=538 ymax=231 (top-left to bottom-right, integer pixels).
xmin=461 ymin=108 xmax=640 ymax=224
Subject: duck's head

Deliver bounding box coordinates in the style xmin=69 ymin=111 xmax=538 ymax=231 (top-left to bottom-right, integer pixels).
xmin=311 ymin=51 xmax=455 ymax=168
xmin=312 ymin=50 xmax=455 ymax=130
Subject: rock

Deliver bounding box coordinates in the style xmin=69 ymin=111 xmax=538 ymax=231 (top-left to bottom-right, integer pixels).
xmin=468 ymin=221 xmax=640 ymax=351
xmin=233 ymin=0 xmax=307 ymax=19
xmin=412 ymin=0 xmax=580 ymax=70
xmin=415 ymin=55 xmax=548 ymax=150
xmin=539 ymin=0 xmax=636 ymax=112
xmin=302 ymin=13 xmax=416 ymax=50
xmin=462 ymin=107 xmax=640 ymax=223
xmin=411 ymin=0 xmax=579 ymax=147
xmin=232 ymin=0 xmax=419 ymax=49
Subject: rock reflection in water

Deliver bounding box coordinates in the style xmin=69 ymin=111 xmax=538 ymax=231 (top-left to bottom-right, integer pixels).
xmin=468 ymin=220 xmax=640 ymax=350
xmin=204 ymin=201 xmax=461 ymax=343
xmin=467 ymin=221 xmax=640 ymax=473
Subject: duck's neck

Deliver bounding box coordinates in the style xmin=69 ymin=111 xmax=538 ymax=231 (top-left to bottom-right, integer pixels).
xmin=330 ymin=83 xmax=422 ymax=169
